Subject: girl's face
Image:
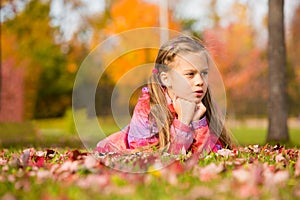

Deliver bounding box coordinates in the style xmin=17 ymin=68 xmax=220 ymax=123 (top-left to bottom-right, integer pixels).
xmin=162 ymin=51 xmax=209 ymax=104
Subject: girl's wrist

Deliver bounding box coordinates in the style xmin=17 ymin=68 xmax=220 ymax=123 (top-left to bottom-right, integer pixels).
xmin=173 ymin=118 xmax=192 ymax=132
xmin=177 ymin=115 xmax=192 ymax=126
xmin=191 ymin=116 xmax=207 ymax=130
xmin=192 ymin=114 xmax=205 ymax=123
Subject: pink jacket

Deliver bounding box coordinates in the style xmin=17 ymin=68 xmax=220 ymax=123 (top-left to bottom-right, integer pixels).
xmin=96 ymin=87 xmax=222 ymax=154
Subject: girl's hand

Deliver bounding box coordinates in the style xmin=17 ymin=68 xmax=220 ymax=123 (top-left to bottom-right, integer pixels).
xmin=192 ymin=102 xmax=206 ymax=121
xmin=173 ymin=96 xmax=196 ymax=125
xmin=173 ymin=97 xmax=207 ymax=125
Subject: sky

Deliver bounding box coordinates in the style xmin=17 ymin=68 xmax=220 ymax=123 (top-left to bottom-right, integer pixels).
xmin=50 ymin=0 xmax=105 ymax=41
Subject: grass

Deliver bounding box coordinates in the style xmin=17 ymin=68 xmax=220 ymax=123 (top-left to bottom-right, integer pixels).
xmin=0 ymin=116 xmax=300 ymax=200
xmin=0 ymin=144 xmax=299 ymax=199
xmin=31 ymin=117 xmax=300 ymax=148
xmin=0 ymin=116 xmax=299 ymax=148
xmin=231 ymin=126 xmax=300 ymax=147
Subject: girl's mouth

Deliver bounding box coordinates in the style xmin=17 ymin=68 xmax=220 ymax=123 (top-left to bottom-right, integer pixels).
xmin=194 ymin=90 xmax=204 ymax=97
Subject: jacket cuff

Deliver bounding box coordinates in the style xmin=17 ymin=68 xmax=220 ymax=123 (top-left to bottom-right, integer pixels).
xmin=173 ymin=118 xmax=192 ymax=132
xmin=191 ymin=116 xmax=207 ymax=130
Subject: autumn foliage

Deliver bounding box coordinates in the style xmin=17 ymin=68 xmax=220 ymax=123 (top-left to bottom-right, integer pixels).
xmin=105 ymin=0 xmax=180 ymax=34
xmin=1 ymin=0 xmax=300 ymax=121
xmin=204 ymin=23 xmax=268 ymax=116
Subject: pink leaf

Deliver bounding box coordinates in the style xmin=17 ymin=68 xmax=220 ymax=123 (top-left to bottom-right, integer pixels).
xmin=264 ymin=168 xmax=289 ymax=187
xmin=76 ymin=174 xmax=109 ymax=189
xmin=232 ymin=168 xmax=250 ymax=183
xmin=20 ymin=149 xmax=31 ymax=167
xmin=217 ymin=149 xmax=234 ymax=158
xmin=0 ymin=158 xmax=7 ymax=165
xmin=185 ymin=186 xmax=214 ymax=199
xmin=36 ymin=170 xmax=50 ymax=181
xmin=196 ymin=163 xmax=224 ymax=181
xmin=272 ymin=170 xmax=289 ymax=185
xmin=275 ymin=153 xmax=286 ymax=163
xmin=56 ymin=161 xmax=79 ymax=174
xmin=35 ymin=157 xmax=45 ymax=168
xmin=237 ymin=184 xmax=260 ymax=199
xmin=84 ymin=155 xmax=98 ymax=169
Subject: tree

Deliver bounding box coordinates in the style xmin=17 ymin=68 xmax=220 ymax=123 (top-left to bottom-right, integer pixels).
xmin=0 ymin=32 xmax=26 ymax=122
xmin=287 ymin=4 xmax=300 ymax=116
xmin=202 ymin=2 xmax=268 ymax=118
xmin=2 ymin=0 xmax=72 ymax=118
xmin=90 ymin=0 xmax=181 ymax=113
xmin=267 ymin=0 xmax=289 ymax=142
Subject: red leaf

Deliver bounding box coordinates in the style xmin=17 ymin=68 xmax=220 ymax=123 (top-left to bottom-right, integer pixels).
xmin=35 ymin=156 xmax=45 ymax=168
xmin=68 ymin=150 xmax=87 ymax=161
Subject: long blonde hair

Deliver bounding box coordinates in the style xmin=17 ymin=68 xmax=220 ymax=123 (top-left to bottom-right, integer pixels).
xmin=148 ymin=36 xmax=233 ymax=149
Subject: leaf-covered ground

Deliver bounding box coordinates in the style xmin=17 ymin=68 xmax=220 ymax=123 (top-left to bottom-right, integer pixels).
xmin=0 ymin=144 xmax=300 ymax=200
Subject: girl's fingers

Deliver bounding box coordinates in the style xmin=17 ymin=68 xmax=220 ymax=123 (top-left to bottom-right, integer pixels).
xmin=172 ymin=95 xmax=177 ymax=104
xmin=199 ymin=102 xmax=205 ymax=109
xmin=195 ymin=102 xmax=202 ymax=110
xmin=193 ymin=102 xmax=206 ymax=121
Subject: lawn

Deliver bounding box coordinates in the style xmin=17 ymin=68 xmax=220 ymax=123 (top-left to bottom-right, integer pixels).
xmin=1 ymin=117 xmax=299 ymax=154
xmin=0 ymin=144 xmax=299 ymax=199
xmin=231 ymin=126 xmax=300 ymax=147
xmin=0 ymin=117 xmax=299 ymax=199
xmin=2 ymin=116 xmax=299 ymax=148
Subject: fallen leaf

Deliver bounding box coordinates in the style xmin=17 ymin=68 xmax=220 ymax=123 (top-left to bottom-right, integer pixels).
xmin=76 ymin=174 xmax=109 ymax=189
xmin=0 ymin=158 xmax=7 ymax=165
xmin=197 ymin=163 xmax=224 ymax=181
xmin=37 ymin=170 xmax=50 ymax=181
xmin=185 ymin=186 xmax=214 ymax=200
xmin=20 ymin=149 xmax=30 ymax=167
xmin=264 ymin=168 xmax=289 ymax=187
xmin=275 ymin=153 xmax=286 ymax=163
xmin=272 ymin=170 xmax=289 ymax=185
xmin=84 ymin=155 xmax=98 ymax=169
xmin=56 ymin=160 xmax=79 ymax=174
xmin=1 ymin=193 xmax=17 ymax=200
xmin=8 ymin=155 xmax=21 ymax=168
xmin=217 ymin=149 xmax=234 ymax=158
xmin=236 ymin=184 xmax=260 ymax=199
xmin=232 ymin=168 xmax=250 ymax=183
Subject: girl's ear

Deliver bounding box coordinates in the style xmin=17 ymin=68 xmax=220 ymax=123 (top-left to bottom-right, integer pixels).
xmin=159 ymin=72 xmax=171 ymax=88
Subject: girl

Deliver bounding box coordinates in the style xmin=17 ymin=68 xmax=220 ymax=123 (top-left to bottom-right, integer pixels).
xmin=96 ymin=36 xmax=233 ymax=155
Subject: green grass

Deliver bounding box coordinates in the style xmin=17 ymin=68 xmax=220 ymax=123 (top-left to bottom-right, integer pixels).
xmin=0 ymin=144 xmax=299 ymax=200
xmin=0 ymin=122 xmax=37 ymax=146
xmin=1 ymin=116 xmax=299 ymax=199
xmin=231 ymin=126 xmax=300 ymax=147
xmin=1 ymin=117 xmax=299 ymax=148
xmin=0 ymin=121 xmax=82 ymax=148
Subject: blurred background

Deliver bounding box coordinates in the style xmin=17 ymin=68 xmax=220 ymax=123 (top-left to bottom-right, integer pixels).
xmin=1 ymin=0 xmax=300 ymax=147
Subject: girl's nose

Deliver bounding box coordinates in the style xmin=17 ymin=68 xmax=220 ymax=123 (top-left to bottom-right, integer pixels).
xmin=195 ymin=73 xmax=204 ymax=86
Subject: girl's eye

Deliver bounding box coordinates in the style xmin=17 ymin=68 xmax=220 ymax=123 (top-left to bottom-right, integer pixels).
xmin=201 ymin=71 xmax=208 ymax=77
xmin=185 ymin=73 xmax=194 ymax=77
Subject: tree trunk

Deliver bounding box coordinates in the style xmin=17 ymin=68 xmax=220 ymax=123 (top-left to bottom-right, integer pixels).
xmin=267 ymin=0 xmax=289 ymax=142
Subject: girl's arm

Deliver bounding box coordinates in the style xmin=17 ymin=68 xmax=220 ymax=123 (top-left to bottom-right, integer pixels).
xmin=168 ymin=118 xmax=194 ymax=154
xmin=127 ymin=88 xmax=159 ymax=149
xmin=127 ymin=88 xmax=194 ymax=152
xmin=170 ymin=116 xmax=222 ymax=154
xmin=169 ymin=97 xmax=207 ymax=154
xmin=190 ymin=116 xmax=223 ymax=153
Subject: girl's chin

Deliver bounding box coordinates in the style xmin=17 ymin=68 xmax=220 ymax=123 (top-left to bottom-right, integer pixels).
xmin=195 ymin=99 xmax=202 ymax=104
xmin=186 ymin=97 xmax=201 ymax=104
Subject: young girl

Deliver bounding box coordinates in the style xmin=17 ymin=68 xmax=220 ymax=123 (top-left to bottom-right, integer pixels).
xmin=96 ymin=36 xmax=233 ymax=155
